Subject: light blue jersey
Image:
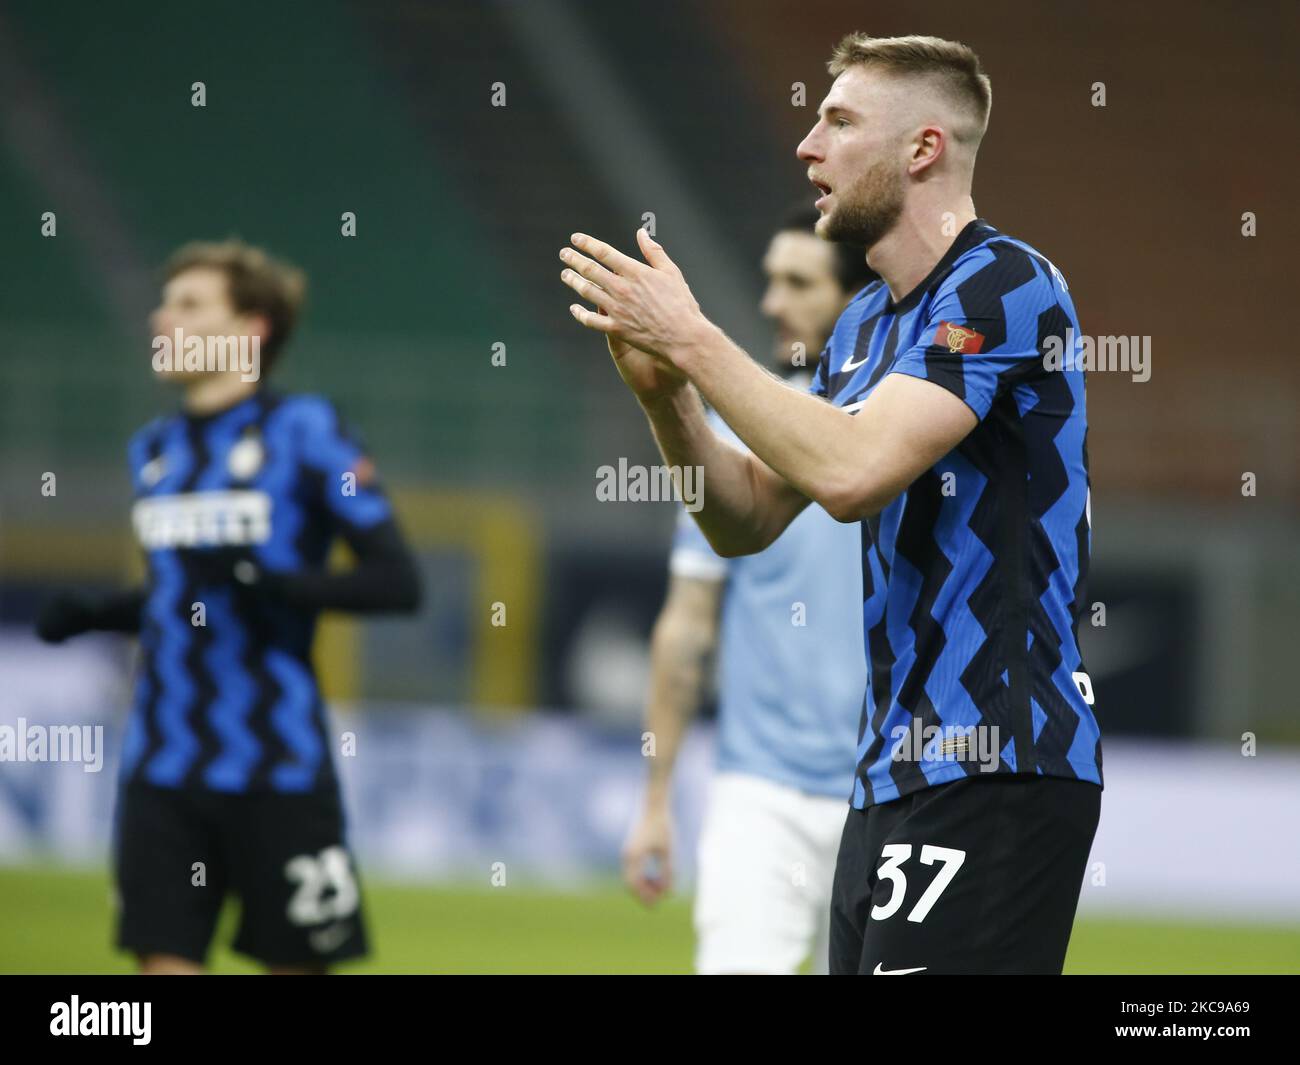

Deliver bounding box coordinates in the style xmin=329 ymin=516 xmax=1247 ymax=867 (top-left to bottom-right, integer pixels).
xmin=669 ymin=404 xmax=865 ymax=799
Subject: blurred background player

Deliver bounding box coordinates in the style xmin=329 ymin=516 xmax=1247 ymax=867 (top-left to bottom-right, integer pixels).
xmin=35 ymin=240 xmax=421 ymax=974
xmin=622 ymin=208 xmax=875 ymax=974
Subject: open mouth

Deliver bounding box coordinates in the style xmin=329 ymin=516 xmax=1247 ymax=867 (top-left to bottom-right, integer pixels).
xmin=810 ymin=177 xmax=833 ymax=207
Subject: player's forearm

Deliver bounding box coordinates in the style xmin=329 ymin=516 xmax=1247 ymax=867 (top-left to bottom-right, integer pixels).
xmin=641 ymin=385 xmax=794 ymax=556
xmin=678 ymin=325 xmax=883 ymax=522
xmin=641 ymin=611 xmax=714 ymax=806
xmin=35 ymin=587 xmax=146 ymax=643
xmin=270 ymin=561 xmax=420 ymax=614
xmin=270 ymin=520 xmax=422 ymax=614
xmin=95 ymin=588 xmax=148 ymax=632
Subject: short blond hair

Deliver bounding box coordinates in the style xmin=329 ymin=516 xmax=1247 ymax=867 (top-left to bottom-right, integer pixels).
xmin=828 ymin=33 xmax=992 ymax=145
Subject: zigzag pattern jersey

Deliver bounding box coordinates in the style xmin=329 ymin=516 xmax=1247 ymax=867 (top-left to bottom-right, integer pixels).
xmin=810 ymin=219 xmax=1102 ymax=809
xmin=121 ymin=391 xmax=393 ymax=794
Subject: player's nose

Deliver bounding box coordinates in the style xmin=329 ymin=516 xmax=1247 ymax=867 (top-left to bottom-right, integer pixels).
xmin=796 ymin=128 xmax=823 ymax=162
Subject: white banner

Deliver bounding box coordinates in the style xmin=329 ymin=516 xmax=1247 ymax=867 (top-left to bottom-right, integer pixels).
xmin=1 ymin=630 xmax=1297 ymax=920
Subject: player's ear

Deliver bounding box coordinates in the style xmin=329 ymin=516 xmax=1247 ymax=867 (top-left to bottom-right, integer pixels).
xmin=243 ymin=313 xmax=272 ymax=351
xmin=908 ymin=125 xmax=944 ymax=175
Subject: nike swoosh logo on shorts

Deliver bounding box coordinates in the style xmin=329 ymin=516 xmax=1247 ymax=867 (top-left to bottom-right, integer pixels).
xmin=309 ymin=921 xmax=353 ymax=953
xmin=873 ymin=963 xmax=927 ymax=975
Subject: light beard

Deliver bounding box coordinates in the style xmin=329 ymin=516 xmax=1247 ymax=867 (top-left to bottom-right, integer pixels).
xmin=819 ymin=156 xmax=905 ymax=249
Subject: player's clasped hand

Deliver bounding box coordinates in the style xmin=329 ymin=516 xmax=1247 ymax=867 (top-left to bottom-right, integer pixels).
xmin=559 ymin=229 xmax=717 ymax=399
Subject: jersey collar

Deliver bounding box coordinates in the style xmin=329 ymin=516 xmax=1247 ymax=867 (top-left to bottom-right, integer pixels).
xmin=884 ymin=218 xmax=995 ymax=316
xmin=181 ymin=388 xmax=265 ymax=426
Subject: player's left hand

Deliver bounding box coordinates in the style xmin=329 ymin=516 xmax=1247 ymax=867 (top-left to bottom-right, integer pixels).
xmin=622 ymin=801 xmax=675 ymax=907
xmin=560 ymin=229 xmax=717 ymax=370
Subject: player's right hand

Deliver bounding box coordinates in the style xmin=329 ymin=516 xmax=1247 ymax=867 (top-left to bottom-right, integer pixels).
xmin=35 ymin=592 xmax=98 ymax=643
xmin=606 ymin=327 xmax=688 ymax=404
xmin=566 ymin=255 xmax=687 ymax=404
xmin=621 ymin=802 xmax=675 ymax=907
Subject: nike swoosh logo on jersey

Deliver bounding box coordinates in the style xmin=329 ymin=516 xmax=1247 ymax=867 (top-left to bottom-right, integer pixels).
xmin=839 ymin=350 xmax=870 ymax=372
xmin=873 ymin=963 xmax=927 ymax=975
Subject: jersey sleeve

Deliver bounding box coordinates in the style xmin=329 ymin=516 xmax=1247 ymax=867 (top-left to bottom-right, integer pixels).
xmin=809 ymin=343 xmax=831 ymax=398
xmin=668 ymin=504 xmax=729 ymax=581
xmin=888 ymin=245 xmax=1055 ymax=421
xmin=295 ymin=397 xmax=394 ymax=532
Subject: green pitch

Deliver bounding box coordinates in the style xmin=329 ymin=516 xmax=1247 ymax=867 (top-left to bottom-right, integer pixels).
xmin=1 ymin=865 xmax=1296 ymax=974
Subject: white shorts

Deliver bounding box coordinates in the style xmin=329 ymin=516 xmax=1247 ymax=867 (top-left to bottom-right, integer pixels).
xmin=693 ymin=771 xmax=849 ymax=974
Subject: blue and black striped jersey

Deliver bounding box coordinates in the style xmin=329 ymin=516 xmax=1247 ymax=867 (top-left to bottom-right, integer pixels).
xmin=811 ymin=219 xmax=1101 ymax=809
xmin=120 ymin=390 xmax=393 ymax=793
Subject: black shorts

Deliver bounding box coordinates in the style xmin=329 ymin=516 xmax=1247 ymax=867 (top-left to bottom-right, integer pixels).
xmin=830 ymin=774 xmax=1101 ymax=975
xmin=112 ymin=781 xmax=369 ymax=968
